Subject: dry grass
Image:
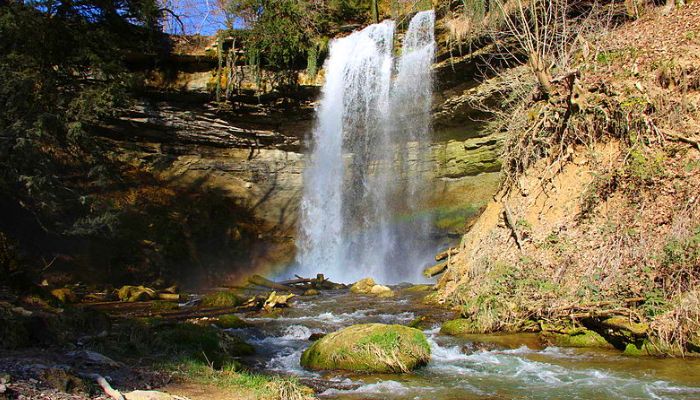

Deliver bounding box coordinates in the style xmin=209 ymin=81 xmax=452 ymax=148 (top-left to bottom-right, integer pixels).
xmin=651 ymin=289 xmax=700 ymax=355
xmin=439 ymin=2 xmax=700 ymax=354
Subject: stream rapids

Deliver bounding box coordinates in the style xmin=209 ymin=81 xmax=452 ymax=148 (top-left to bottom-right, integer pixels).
xmin=225 ymin=288 xmax=700 ymax=400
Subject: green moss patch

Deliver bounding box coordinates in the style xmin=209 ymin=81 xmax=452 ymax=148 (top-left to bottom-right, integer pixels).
xmin=440 ymin=318 xmax=479 ymax=336
xmin=300 ymin=323 xmax=430 ymax=373
xmin=214 ymin=314 xmax=250 ymax=329
xmin=542 ymin=328 xmax=612 ymax=348
xmin=201 ymin=291 xmax=241 ymax=308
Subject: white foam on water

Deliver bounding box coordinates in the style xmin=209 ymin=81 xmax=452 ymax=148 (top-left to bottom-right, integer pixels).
xmin=320 ymin=380 xmax=413 ymax=397
xmin=265 ymin=348 xmax=318 ymax=377
xmin=246 ymin=309 xmax=373 ymax=325
xmin=281 ymin=325 xmax=318 ymax=340
xmin=420 ymin=329 xmax=700 ymax=399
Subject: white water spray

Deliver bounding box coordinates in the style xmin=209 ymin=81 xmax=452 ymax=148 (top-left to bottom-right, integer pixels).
xmin=295 ymin=11 xmax=436 ymax=283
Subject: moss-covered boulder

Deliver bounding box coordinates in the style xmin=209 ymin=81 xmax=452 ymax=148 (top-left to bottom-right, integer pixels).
xmin=541 ymin=328 xmax=612 ymax=348
xmin=600 ymin=317 xmax=648 ymax=337
xmin=300 ymin=323 xmax=430 ymax=373
xmin=440 ymin=318 xmax=479 ymax=336
xmin=200 ymin=291 xmax=241 ymax=308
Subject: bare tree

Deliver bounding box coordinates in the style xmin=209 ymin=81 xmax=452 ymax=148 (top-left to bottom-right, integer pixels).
xmin=491 ymin=0 xmax=573 ymax=95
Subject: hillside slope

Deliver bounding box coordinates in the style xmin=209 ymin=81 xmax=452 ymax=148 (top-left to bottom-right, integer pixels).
xmin=436 ymin=2 xmax=700 ymax=356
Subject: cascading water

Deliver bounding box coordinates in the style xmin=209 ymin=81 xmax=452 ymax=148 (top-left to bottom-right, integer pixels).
xmin=295 ymin=11 xmax=436 ymax=283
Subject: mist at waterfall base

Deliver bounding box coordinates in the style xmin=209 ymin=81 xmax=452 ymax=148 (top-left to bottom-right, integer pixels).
xmin=291 ymin=11 xmax=437 ymax=284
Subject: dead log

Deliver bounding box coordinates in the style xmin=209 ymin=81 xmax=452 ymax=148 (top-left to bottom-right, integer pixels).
xmin=157 ymin=293 xmax=181 ymax=302
xmin=503 ymin=202 xmax=524 ymax=251
xmin=248 ymin=275 xmax=303 ymax=294
xmin=569 ymin=308 xmax=634 ymax=319
xmin=435 ymin=248 xmax=458 ymax=262
xmin=548 ymin=297 xmax=646 ymax=314
xmin=665 ymin=130 xmax=700 ymax=150
xmin=263 ymin=291 xmax=295 ymax=312
xmin=279 ymin=277 xmax=315 ymax=286
xmin=424 ymin=261 xmax=448 ymax=278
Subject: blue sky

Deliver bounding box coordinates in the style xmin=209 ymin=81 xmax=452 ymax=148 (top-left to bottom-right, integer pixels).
xmin=164 ymin=0 xmax=240 ymax=35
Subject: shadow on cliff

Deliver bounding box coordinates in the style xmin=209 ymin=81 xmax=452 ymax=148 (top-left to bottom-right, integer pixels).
xmin=1 ymin=163 xmax=295 ymax=291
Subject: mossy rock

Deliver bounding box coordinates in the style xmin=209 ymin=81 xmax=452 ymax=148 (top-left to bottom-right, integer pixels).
xmin=300 ymin=323 xmax=430 ymax=373
xmin=440 ymin=319 xmax=479 ymax=336
xmin=623 ymin=341 xmax=659 ymax=356
xmin=201 ymin=291 xmax=241 ymax=308
xmin=541 ymin=328 xmax=612 ymax=348
xmin=214 ymin=314 xmax=250 ymax=329
xmin=408 ymin=316 xmax=429 ymax=329
xmin=50 ymin=288 xmax=78 ymax=304
xmin=220 ymin=332 xmax=255 ymax=357
xmin=601 ymin=317 xmax=648 ymax=337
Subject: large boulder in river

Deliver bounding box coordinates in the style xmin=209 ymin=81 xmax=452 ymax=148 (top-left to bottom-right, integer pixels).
xmin=300 ymin=323 xmax=430 ymax=373
xmin=350 ymin=278 xmax=395 ymax=298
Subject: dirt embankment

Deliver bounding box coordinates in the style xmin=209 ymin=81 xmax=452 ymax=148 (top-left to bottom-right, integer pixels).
xmin=435 ymin=2 xmax=700 ymax=356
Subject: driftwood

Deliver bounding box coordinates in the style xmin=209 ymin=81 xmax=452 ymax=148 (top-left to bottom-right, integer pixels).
xmin=277 ymin=274 xmax=344 ymax=290
xmin=279 ymin=277 xmax=315 ymax=285
xmin=545 ymin=297 xmax=646 ymax=320
xmin=569 ymin=308 xmax=635 ymax=319
xmin=665 ymin=130 xmax=700 ymax=150
xmin=423 ymin=261 xmax=448 ymax=278
xmin=503 ymin=202 xmax=524 ymax=251
xmin=80 ymin=374 xmax=124 ymax=400
xmin=263 ymin=291 xmax=295 ymax=312
xmin=157 ymin=293 xmax=181 ymax=301
xmin=548 ymin=297 xmax=645 ymax=314
xmin=248 ymin=275 xmax=303 ymax=294
xmin=435 ymin=248 xmax=458 ymax=262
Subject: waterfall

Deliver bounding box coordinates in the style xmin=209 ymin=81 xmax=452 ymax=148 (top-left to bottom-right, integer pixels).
xmin=295 ymin=11 xmax=435 ymax=284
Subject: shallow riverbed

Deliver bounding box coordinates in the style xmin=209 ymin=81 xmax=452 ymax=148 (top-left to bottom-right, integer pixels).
xmin=229 ymin=288 xmax=700 ymax=400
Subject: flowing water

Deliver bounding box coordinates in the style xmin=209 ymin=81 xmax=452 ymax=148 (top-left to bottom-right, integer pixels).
xmin=295 ymin=11 xmax=436 ymax=284
xmin=286 ymin=10 xmax=700 ymax=399
xmin=228 ymin=289 xmax=700 ymax=400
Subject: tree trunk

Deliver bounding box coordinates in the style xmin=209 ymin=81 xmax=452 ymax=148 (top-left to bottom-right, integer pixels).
xmin=529 ymin=52 xmax=552 ymax=96
xmin=371 ymin=0 xmax=380 ymax=23
xmin=424 ymin=261 xmax=448 ymax=278
xmin=248 ymin=274 xmax=303 ymax=293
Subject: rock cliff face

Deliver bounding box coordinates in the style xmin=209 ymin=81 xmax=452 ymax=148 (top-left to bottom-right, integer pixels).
xmin=100 ymin=38 xmax=504 ymax=261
